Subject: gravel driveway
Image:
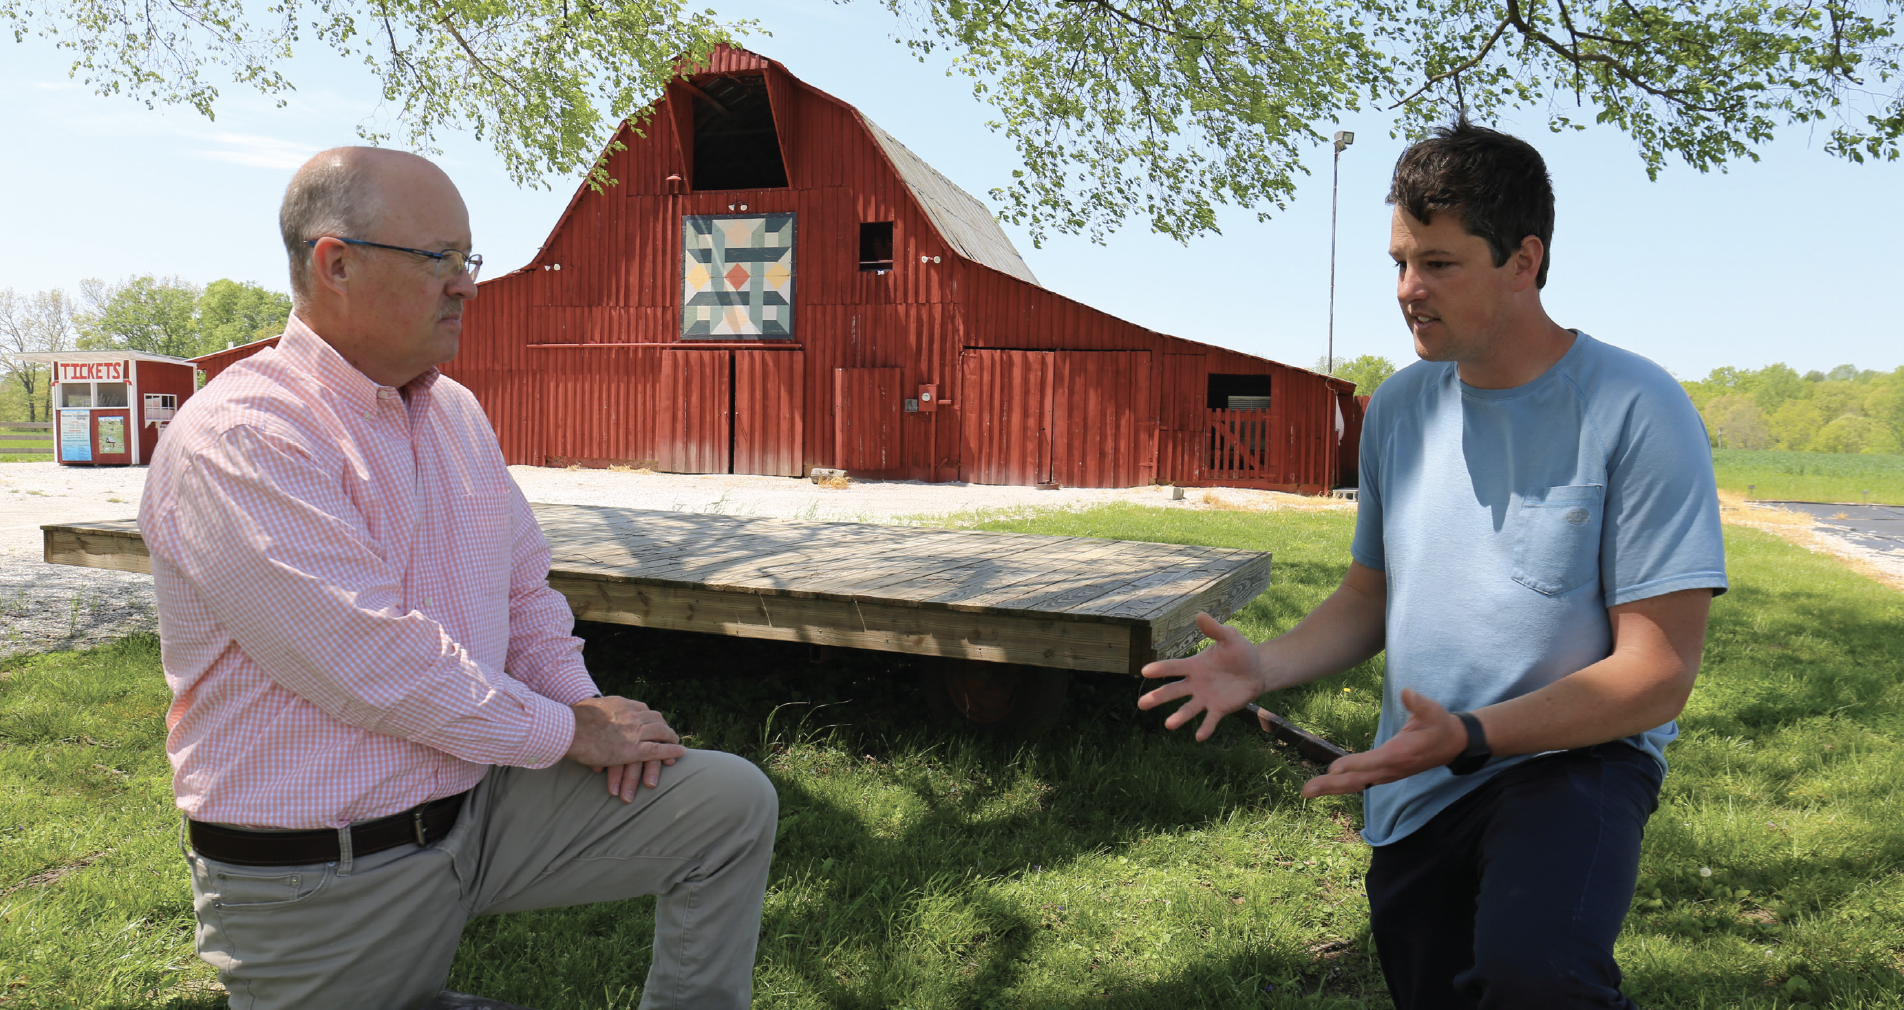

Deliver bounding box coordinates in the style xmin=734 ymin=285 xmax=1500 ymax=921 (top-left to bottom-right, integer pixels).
xmin=0 ymin=461 xmax=1347 ymax=662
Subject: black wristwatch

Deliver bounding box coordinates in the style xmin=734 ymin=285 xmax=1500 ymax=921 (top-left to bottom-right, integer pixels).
xmin=1447 ymin=710 xmax=1492 ymax=776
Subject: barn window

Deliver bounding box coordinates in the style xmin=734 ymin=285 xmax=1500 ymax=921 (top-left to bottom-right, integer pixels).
xmin=690 ymin=74 xmax=789 ymax=191
xmin=1207 ymin=373 xmax=1272 ymax=410
xmin=859 ymin=222 xmax=894 ymax=272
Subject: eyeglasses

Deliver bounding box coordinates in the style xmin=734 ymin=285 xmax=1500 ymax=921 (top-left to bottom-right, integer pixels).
xmin=305 ymin=237 xmax=483 ymax=281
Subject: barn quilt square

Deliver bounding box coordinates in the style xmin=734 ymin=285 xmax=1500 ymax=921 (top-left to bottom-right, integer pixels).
xmin=682 ymin=213 xmax=796 ymax=339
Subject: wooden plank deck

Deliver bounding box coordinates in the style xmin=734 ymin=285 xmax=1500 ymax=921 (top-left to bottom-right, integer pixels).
xmin=42 ymin=504 xmax=1272 ymax=674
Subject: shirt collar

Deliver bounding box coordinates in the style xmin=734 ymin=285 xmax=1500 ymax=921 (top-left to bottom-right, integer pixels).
xmin=278 ymin=314 xmax=443 ymax=409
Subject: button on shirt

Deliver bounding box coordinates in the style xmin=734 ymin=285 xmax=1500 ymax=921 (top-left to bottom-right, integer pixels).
xmin=141 ymin=316 xmax=598 ymax=829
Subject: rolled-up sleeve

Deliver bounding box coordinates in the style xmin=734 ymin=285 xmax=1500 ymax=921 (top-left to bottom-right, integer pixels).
xmin=154 ymin=424 xmax=576 ymax=768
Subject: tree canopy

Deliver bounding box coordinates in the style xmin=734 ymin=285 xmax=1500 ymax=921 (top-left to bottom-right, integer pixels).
xmin=1318 ymin=353 xmax=1399 ymax=395
xmin=0 ymin=288 xmax=75 ymax=422
xmin=7 ymin=1 xmax=1900 ymax=242
xmin=73 ymin=277 xmax=290 ymax=360
xmin=1685 ymin=362 xmax=1904 ymax=454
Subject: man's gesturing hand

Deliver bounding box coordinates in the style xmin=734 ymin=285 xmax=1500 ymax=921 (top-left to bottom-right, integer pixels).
xmin=1137 ymin=612 xmax=1267 ymax=740
xmin=1302 ymin=687 xmax=1466 ymax=797
xmin=566 ymin=697 xmax=687 ymax=802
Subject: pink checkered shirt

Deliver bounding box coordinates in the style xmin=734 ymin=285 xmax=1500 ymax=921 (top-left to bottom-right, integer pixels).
xmin=141 ymin=316 xmax=596 ymax=829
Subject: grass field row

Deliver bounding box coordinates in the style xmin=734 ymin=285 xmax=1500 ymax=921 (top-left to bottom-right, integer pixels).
xmin=1712 ymin=448 xmax=1904 ymax=504
xmin=1 ymin=504 xmax=1900 ymax=1008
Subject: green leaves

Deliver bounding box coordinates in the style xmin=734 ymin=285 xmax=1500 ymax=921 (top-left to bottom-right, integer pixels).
xmin=886 ymin=0 xmax=1904 ymax=243
xmin=1314 ymin=353 xmax=1398 ymax=393
xmin=73 ymin=275 xmax=290 ymax=359
xmin=6 ymin=0 xmax=1900 ymax=242
xmin=2 ymin=0 xmax=748 ymax=189
xmin=888 ymin=0 xmax=1391 ymax=245
xmin=1686 ymin=361 xmax=1904 ymax=453
xmin=74 ymin=276 xmax=203 ymax=358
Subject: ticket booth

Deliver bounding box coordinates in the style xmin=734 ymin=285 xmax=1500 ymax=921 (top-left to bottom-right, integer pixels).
xmin=12 ymin=351 xmax=197 ymax=466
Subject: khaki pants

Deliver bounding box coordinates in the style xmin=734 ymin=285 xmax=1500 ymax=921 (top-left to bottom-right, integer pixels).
xmin=188 ymin=751 xmax=778 ymax=1010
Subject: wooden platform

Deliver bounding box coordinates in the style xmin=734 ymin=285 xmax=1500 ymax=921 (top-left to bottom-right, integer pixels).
xmin=42 ymin=504 xmax=1272 ymax=674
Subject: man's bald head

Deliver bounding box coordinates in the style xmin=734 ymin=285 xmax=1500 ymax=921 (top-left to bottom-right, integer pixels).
xmin=279 ymin=147 xmax=453 ymax=306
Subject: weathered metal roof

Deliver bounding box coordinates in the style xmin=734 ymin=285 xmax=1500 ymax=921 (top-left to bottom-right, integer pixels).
xmin=12 ymin=349 xmax=193 ymax=365
xmin=858 ymin=114 xmax=1040 ymax=287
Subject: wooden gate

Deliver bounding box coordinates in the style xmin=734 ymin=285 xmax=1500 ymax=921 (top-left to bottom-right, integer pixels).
xmin=959 ymin=349 xmax=1053 ymax=486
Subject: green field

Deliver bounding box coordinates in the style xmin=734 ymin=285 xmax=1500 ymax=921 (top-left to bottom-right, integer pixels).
xmin=2 ymin=505 xmax=1900 ymax=1008
xmin=1713 ymin=449 xmax=1904 ymax=504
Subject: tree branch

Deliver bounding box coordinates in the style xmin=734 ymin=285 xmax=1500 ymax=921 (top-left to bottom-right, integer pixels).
xmin=427 ymin=3 xmax=528 ymax=97
xmin=1503 ymin=0 xmax=1735 ymax=113
xmin=1388 ymin=16 xmax=1510 ymax=109
xmin=1056 ymin=0 xmax=1214 ymax=42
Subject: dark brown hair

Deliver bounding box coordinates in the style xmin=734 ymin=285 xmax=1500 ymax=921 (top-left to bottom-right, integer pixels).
xmin=1388 ymin=119 xmax=1555 ymax=288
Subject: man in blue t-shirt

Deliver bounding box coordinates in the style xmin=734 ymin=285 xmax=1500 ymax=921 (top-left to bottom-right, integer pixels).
xmin=1140 ymin=120 xmax=1726 ymax=1008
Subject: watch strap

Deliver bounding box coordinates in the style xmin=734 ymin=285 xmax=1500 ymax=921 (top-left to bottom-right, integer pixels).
xmin=1447 ymin=710 xmax=1491 ymax=776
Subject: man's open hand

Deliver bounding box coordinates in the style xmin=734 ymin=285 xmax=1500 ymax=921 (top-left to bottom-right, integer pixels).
xmin=1302 ymin=687 xmax=1466 ymax=797
xmin=1137 ymin=612 xmax=1268 ymax=740
xmin=566 ymin=697 xmax=687 ymax=802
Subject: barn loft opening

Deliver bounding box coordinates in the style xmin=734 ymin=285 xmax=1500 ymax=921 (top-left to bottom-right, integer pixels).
xmin=1207 ymin=373 xmax=1272 ymax=410
xmin=859 ymin=222 xmax=894 ymax=271
xmin=690 ymin=74 xmax=789 ymax=191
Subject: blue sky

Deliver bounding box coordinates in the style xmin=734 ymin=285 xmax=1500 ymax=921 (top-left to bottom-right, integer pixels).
xmin=2 ymin=0 xmax=1898 ymax=380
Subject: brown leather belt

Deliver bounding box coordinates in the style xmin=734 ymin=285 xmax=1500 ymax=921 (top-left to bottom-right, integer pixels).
xmin=188 ymin=791 xmax=468 ymax=867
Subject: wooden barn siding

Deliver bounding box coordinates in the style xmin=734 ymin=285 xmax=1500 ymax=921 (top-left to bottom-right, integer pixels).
xmin=193 ymin=337 xmax=281 ymax=386
xmin=137 ymin=361 xmax=199 ymax=462
xmin=449 ymin=47 xmax=1351 ymax=489
xmin=959 ymin=349 xmax=1052 ymax=486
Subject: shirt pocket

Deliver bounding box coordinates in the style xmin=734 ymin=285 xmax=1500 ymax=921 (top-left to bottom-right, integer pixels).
xmin=1511 ymin=484 xmax=1605 ymax=596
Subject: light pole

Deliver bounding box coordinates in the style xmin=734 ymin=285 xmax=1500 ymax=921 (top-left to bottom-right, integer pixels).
xmin=1328 ymin=130 xmax=1355 ymax=376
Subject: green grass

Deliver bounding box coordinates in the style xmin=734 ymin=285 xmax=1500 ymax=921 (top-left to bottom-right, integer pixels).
xmin=1713 ymin=448 xmax=1904 ymax=504
xmin=2 ymin=505 xmax=1901 ymax=1008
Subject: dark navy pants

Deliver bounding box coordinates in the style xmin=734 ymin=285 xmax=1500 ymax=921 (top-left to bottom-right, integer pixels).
xmin=1365 ymin=743 xmax=1662 ymax=1010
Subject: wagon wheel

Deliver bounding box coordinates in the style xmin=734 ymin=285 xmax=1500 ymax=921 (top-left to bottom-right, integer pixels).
xmin=924 ymin=658 xmax=1070 ymax=738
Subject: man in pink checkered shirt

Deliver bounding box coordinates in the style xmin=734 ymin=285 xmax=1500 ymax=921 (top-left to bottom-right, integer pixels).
xmin=141 ymin=148 xmax=777 ymax=1010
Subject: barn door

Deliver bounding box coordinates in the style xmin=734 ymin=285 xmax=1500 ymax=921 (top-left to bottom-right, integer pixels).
xmin=1051 ymin=350 xmax=1154 ymax=488
xmin=958 ymin=349 xmax=1053 ymax=486
xmin=657 ymin=351 xmax=730 ymax=473
xmin=834 ymin=367 xmax=902 ymax=471
xmin=734 ymin=350 xmax=804 ymax=476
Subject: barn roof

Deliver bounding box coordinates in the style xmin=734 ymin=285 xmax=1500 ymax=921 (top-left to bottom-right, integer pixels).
xmin=13 ymin=349 xmax=192 ymax=365
xmin=858 ymin=114 xmax=1040 ymax=287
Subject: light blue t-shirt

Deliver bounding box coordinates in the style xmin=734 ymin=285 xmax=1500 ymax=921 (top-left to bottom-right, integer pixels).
xmin=1351 ymin=332 xmax=1728 ymax=846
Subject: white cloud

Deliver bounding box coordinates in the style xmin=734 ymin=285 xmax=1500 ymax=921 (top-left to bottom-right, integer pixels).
xmin=196 ymin=130 xmax=320 ymax=169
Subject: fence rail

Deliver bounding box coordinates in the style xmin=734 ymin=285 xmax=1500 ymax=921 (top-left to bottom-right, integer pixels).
xmin=1 ymin=421 xmax=55 ymax=454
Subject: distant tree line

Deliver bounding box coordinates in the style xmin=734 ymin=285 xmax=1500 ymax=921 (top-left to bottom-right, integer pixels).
xmin=1683 ymin=364 xmax=1904 ymax=455
xmin=0 ymin=277 xmax=290 ymax=422
xmin=1317 ymin=354 xmax=1901 ymax=457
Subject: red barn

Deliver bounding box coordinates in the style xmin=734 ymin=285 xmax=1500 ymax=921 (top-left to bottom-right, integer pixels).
xmin=191 ymin=335 xmax=282 ymax=386
xmin=446 ymin=46 xmax=1358 ymax=491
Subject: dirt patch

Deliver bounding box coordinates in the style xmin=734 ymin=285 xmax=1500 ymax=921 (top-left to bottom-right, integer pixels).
xmin=0 ymin=850 xmax=107 ymax=897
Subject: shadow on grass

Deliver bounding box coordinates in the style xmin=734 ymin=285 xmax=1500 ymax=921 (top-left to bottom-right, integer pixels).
xmin=443 ymin=621 xmax=1383 ymax=1008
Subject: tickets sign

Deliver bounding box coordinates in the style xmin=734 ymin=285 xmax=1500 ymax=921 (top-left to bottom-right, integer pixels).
xmin=58 ymin=361 xmax=124 ymax=382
